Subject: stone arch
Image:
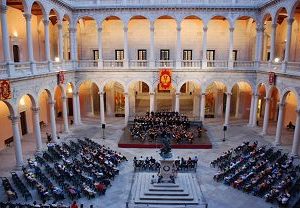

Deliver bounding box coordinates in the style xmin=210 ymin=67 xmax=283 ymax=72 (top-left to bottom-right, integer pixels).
xmin=38 ymin=88 xmax=53 ymax=102
xmin=274 ymin=7 xmax=288 ymax=24
xmin=29 ymin=0 xmax=47 ymax=19
xmin=126 ymin=79 xmax=153 ymax=93
xmin=177 ymin=79 xmax=201 ymax=94
xmin=230 ymin=80 xmax=254 ymax=93
xmin=280 ymin=87 xmax=300 ymax=105
xmin=100 ymin=79 xmax=126 ymax=92
xmin=16 ymin=93 xmax=38 ymax=109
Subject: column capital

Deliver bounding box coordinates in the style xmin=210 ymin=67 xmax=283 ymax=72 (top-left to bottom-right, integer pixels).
xmin=287 ymin=18 xmax=294 ymax=25
xmin=99 ymin=91 xmax=104 ymax=96
xmin=176 ymin=26 xmax=181 ymax=32
xmin=62 ymin=96 xmax=67 ymax=100
xmin=31 ymin=107 xmax=40 ymax=112
xmin=9 ymin=115 xmax=20 ymax=124
xmin=265 ymin=97 xmax=271 ymax=102
xmin=226 ymin=92 xmax=232 ymax=96
xmin=203 ymin=26 xmax=208 ymax=32
xmin=124 ymin=92 xmax=129 ymax=96
xmin=149 ymin=92 xmax=155 ymax=96
xmin=150 ymin=25 xmax=155 ymax=32
xmin=57 ymin=23 xmax=63 ymax=30
xmin=229 ymin=27 xmax=234 ymax=32
xmin=256 ymin=26 xmax=264 ymax=32
xmin=123 ymin=26 xmax=128 ymax=32
xmin=201 ymin=92 xmax=206 ymax=96
xmin=73 ymin=92 xmax=78 ymax=96
xmin=271 ymin=23 xmax=277 ymax=29
xmin=23 ymin=13 xmax=32 ymax=21
xmin=0 ymin=4 xmax=8 ymax=13
xmin=296 ymin=109 xmax=300 ymax=115
xmin=255 ymin=93 xmax=260 ymax=97
xmin=279 ymin=103 xmax=285 ymax=108
xmin=69 ymin=27 xmax=77 ymax=33
xmin=98 ymin=27 xmax=103 ymax=32
xmin=176 ymin=92 xmax=180 ymax=96
xmin=43 ymin=19 xmax=50 ymax=26
xmin=48 ymin=100 xmax=56 ymax=105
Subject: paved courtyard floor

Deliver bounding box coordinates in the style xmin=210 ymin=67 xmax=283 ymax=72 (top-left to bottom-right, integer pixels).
xmin=0 ymin=116 xmax=298 ymax=208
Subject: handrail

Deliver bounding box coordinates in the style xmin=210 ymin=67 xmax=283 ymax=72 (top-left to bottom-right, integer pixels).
xmin=126 ymin=170 xmax=136 ymax=208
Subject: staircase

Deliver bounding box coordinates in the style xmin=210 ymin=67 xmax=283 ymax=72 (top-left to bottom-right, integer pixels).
xmin=132 ymin=173 xmax=204 ymax=207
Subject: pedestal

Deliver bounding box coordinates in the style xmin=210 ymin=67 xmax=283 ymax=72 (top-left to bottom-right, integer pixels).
xmin=159 ymin=159 xmax=176 ymax=182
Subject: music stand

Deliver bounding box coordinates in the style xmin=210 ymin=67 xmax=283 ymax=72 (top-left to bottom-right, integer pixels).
xmin=102 ymin=123 xmax=105 ymax=139
xmin=223 ymin=125 xmax=227 ymax=142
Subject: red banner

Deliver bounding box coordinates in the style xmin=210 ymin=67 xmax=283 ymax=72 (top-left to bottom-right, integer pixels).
xmin=0 ymin=80 xmax=12 ymax=100
xmin=269 ymin=72 xmax=276 ymax=85
xmin=57 ymin=71 xmax=65 ymax=85
xmin=159 ymin=69 xmax=172 ymax=90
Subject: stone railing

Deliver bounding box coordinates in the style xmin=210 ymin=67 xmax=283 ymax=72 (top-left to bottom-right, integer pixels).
xmin=14 ymin=62 xmax=32 ymax=76
xmin=103 ymin=60 xmax=124 ymax=68
xmin=129 ymin=60 xmax=149 ymax=68
xmin=155 ymin=60 xmax=176 ymax=68
xmin=67 ymin=0 xmax=263 ymax=8
xmin=78 ymin=60 xmax=98 ymax=68
xmin=233 ymin=61 xmax=255 ymax=69
xmin=205 ymin=60 xmax=228 ymax=69
xmin=3 ymin=59 xmax=300 ymax=79
xmin=0 ymin=62 xmax=7 ymax=78
xmin=181 ymin=60 xmax=202 ymax=68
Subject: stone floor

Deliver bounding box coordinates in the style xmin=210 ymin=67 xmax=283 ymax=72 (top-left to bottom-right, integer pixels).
xmin=0 ymin=116 xmax=298 ymax=208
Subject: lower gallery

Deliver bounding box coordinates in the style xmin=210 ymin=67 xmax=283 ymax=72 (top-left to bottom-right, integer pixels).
xmin=1 ymin=0 xmax=300 ymax=207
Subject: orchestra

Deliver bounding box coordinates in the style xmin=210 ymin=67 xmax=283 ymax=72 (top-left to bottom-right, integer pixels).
xmin=129 ymin=111 xmax=195 ymax=144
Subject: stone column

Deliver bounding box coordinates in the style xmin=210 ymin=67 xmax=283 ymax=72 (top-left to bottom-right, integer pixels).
xmin=62 ymin=96 xmax=69 ymax=133
xmin=24 ymin=13 xmax=36 ymax=73
xmin=10 ymin=116 xmax=24 ymax=167
xmin=176 ymin=24 xmax=182 ymax=69
xmin=228 ymin=27 xmax=234 ymax=69
xmin=123 ymin=26 xmax=129 ymax=68
xmin=269 ymin=23 xmax=277 ymax=63
xmin=100 ymin=92 xmax=105 ymax=124
xmin=282 ymin=18 xmax=294 ymax=72
xmin=200 ymin=93 xmax=206 ymax=122
xmin=76 ymin=94 xmax=82 ymax=124
xmin=235 ymin=89 xmax=240 ymax=118
xmin=97 ymin=26 xmax=103 ymax=68
xmin=49 ymin=101 xmax=58 ymax=142
xmin=43 ymin=19 xmax=51 ymax=62
xmin=224 ymin=93 xmax=232 ymax=126
xmin=255 ymin=26 xmax=264 ymax=65
xmin=291 ymin=110 xmax=300 ymax=156
xmin=175 ymin=93 xmax=180 ymax=113
xmin=1 ymin=5 xmax=11 ymax=63
xmin=124 ymin=93 xmax=129 ymax=125
xmin=31 ymin=107 xmax=42 ymax=151
xmin=149 ymin=92 xmax=155 ymax=113
xmin=149 ymin=22 xmax=155 ymax=68
xmin=262 ymin=97 xmax=271 ymax=135
xmin=58 ymin=23 xmax=64 ymax=62
xmin=202 ymin=25 xmax=208 ymax=68
xmin=274 ymin=103 xmax=285 ymax=145
xmin=69 ymin=27 xmax=78 ymax=63
xmin=248 ymin=93 xmax=255 ymax=126
xmin=72 ymin=93 xmax=79 ymax=125
xmin=252 ymin=94 xmax=259 ymax=127
xmin=0 ymin=5 xmax=15 ymax=76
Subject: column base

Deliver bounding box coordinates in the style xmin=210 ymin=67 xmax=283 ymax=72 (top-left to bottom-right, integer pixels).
xmin=290 ymin=153 xmax=299 ymax=158
xmin=281 ymin=61 xmax=287 ymax=73
xmin=273 ymin=141 xmax=281 ymax=146
xmin=260 ymin=132 xmax=267 ymax=136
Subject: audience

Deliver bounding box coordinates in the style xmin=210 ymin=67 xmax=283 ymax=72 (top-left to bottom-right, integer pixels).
xmin=211 ymin=141 xmax=300 ymax=206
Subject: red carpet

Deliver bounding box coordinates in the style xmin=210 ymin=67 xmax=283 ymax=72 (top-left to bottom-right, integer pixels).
xmin=118 ymin=143 xmax=212 ymax=149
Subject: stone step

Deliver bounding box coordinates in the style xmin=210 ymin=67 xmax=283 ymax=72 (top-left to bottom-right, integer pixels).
xmin=148 ymin=187 xmax=185 ymax=192
xmin=144 ymin=191 xmax=189 ymax=196
xmin=153 ymin=183 xmax=180 ymax=187
xmin=135 ymin=199 xmax=199 ymax=205
xmin=140 ymin=195 xmax=194 ymax=200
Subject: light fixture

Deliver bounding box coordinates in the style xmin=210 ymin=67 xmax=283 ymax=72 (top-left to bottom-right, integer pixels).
xmin=55 ymin=57 xmax=60 ymax=62
xmin=274 ymin=57 xmax=280 ymax=63
xmin=20 ymin=97 xmax=25 ymax=106
xmin=13 ymin=31 xmax=18 ymax=37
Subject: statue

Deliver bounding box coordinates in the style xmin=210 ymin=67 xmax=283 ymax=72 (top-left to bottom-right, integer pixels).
xmin=159 ymin=134 xmax=172 ymax=159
